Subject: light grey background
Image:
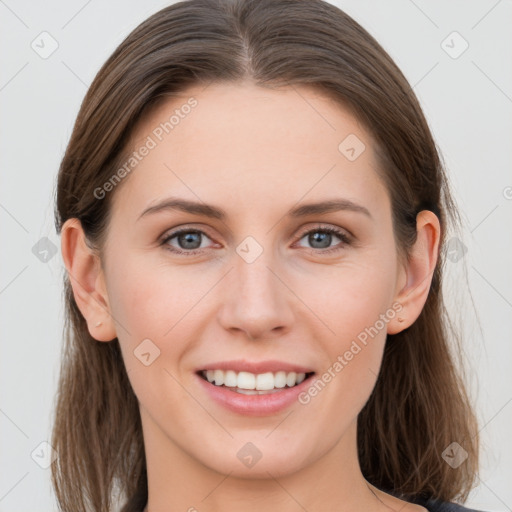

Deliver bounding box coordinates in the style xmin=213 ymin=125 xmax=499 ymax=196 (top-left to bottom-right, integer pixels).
xmin=1 ymin=1 xmax=511 ymax=511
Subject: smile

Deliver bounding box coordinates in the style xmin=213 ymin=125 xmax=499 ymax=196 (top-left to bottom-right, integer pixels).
xmin=195 ymin=369 xmax=317 ymax=416
xmin=199 ymin=369 xmax=315 ymax=394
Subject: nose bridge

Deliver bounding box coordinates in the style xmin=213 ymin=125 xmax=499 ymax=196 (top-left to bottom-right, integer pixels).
xmin=233 ymin=233 xmax=280 ymax=305
xmin=218 ymin=231 xmax=293 ymax=339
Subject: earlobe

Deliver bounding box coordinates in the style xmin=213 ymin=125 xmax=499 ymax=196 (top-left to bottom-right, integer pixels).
xmin=387 ymin=210 xmax=441 ymax=335
xmin=60 ymin=218 xmax=117 ymax=342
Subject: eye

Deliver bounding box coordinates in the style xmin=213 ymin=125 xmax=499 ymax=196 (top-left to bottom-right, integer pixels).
xmin=160 ymin=224 xmax=352 ymax=257
xmin=161 ymin=228 xmax=215 ymax=256
xmin=294 ymin=225 xmax=352 ymax=254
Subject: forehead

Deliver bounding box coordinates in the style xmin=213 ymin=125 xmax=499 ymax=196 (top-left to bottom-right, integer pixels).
xmin=112 ymin=82 xmax=388 ymax=221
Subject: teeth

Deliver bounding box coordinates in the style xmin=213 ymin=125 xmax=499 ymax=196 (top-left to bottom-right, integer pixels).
xmin=238 ymin=371 xmax=256 ymax=389
xmin=286 ymin=372 xmax=297 ymax=387
xmin=201 ymin=369 xmax=309 ymax=390
xmin=213 ymin=369 xmax=224 ymax=386
xmin=224 ymin=370 xmax=237 ymax=387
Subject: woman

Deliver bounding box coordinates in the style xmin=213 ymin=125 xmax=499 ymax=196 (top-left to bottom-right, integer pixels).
xmin=52 ymin=0 xmax=483 ymax=511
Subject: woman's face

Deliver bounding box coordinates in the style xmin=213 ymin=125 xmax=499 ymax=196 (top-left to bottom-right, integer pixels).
xmin=98 ymin=82 xmax=408 ymax=477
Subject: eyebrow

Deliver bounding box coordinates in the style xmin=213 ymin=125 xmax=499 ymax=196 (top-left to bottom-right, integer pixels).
xmin=137 ymin=197 xmax=372 ymax=221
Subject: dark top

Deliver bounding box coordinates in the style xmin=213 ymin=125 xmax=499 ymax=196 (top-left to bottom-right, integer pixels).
xmin=405 ymin=493 xmax=486 ymax=512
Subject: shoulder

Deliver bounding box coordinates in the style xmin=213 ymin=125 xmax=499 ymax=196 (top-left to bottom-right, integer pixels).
xmin=411 ymin=495 xmax=488 ymax=512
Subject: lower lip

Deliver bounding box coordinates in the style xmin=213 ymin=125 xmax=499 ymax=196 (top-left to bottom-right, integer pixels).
xmin=195 ymin=372 xmax=315 ymax=416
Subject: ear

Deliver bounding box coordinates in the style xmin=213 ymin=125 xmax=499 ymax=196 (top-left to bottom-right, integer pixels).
xmin=387 ymin=210 xmax=441 ymax=335
xmin=60 ymin=218 xmax=117 ymax=342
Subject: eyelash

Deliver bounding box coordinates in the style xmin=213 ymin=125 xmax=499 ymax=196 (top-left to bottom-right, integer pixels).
xmin=160 ymin=225 xmax=352 ymax=257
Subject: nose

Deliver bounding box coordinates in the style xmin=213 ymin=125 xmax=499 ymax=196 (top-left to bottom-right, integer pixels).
xmin=217 ymin=246 xmax=295 ymax=341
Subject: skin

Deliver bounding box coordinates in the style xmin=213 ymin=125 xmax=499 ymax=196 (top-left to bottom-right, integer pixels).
xmin=61 ymin=81 xmax=440 ymax=512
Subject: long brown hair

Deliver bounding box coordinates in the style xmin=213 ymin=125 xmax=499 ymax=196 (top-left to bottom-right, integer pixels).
xmin=52 ymin=0 xmax=480 ymax=510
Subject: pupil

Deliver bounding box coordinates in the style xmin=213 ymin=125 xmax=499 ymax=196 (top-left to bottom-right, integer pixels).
xmin=180 ymin=232 xmax=201 ymax=249
xmin=310 ymin=232 xmax=331 ymax=249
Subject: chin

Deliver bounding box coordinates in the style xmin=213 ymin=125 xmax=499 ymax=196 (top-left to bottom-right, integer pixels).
xmin=196 ymin=435 xmax=313 ymax=479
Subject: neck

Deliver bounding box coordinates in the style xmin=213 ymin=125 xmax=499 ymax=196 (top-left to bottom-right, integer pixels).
xmin=140 ymin=413 xmax=395 ymax=512
xmin=142 ymin=483 xmax=390 ymax=512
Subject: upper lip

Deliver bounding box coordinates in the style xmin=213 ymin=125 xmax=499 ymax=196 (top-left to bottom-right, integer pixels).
xmin=196 ymin=359 xmax=315 ymax=375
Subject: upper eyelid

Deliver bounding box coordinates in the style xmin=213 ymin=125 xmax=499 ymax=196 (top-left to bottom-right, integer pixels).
xmin=160 ymin=225 xmax=216 ymax=243
xmin=296 ymin=224 xmax=352 ymax=239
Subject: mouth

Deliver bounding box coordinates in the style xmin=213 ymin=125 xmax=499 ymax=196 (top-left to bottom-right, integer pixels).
xmin=196 ymin=369 xmax=316 ymax=395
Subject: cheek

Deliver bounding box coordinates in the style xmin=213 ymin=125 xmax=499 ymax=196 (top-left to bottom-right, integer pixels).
xmin=293 ymin=257 xmax=395 ymax=413
xmin=299 ymin=257 xmax=396 ymax=345
xmin=320 ymin=285 xmax=388 ymax=384
xmin=107 ymin=254 xmax=198 ymax=335
xmin=106 ymin=257 xmax=202 ymax=407
xmin=105 ymin=256 xmax=201 ymax=383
